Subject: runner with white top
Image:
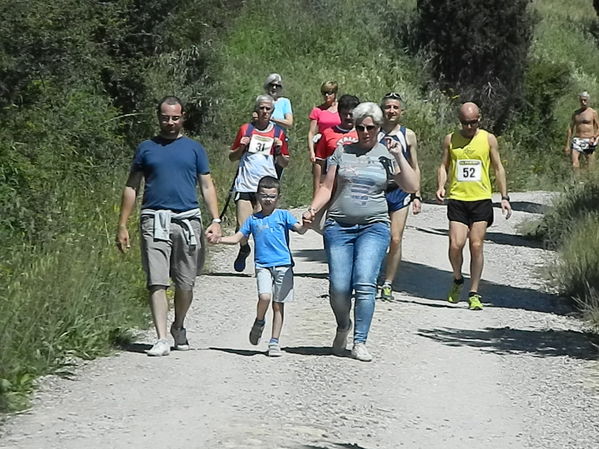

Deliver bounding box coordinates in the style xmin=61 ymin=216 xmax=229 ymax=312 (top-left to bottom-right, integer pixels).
xmin=229 ymin=95 xmax=290 ymax=272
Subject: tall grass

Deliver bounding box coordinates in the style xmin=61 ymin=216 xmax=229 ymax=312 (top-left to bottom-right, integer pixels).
xmin=552 ymin=211 xmax=599 ymax=331
xmin=0 ymin=176 xmax=147 ymax=411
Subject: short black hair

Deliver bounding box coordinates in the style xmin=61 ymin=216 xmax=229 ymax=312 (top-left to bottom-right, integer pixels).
xmin=156 ymin=96 xmax=185 ymax=114
xmin=258 ymin=176 xmax=280 ymax=193
xmin=338 ymin=94 xmax=360 ymax=111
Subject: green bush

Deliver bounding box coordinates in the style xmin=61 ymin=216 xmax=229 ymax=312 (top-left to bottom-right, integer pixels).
xmin=414 ymin=0 xmax=535 ymax=133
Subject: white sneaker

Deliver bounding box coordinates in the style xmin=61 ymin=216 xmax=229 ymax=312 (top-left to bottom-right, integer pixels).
xmin=332 ymin=320 xmax=352 ymax=356
xmin=268 ymin=342 xmax=283 ymax=357
xmin=351 ymin=343 xmax=372 ymax=362
xmin=170 ymin=325 xmax=190 ymax=351
xmin=147 ymin=339 xmax=170 ymax=357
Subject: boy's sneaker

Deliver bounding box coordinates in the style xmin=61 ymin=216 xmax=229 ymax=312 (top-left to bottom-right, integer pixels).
xmin=468 ymin=293 xmax=484 ymax=311
xmin=268 ymin=342 xmax=282 ymax=357
xmin=447 ymin=278 xmax=464 ymax=303
xmin=351 ymin=343 xmax=373 ymax=362
xmin=234 ymin=245 xmax=251 ymax=272
xmin=332 ymin=320 xmax=352 ymax=356
xmin=170 ymin=324 xmax=190 ymax=351
xmin=380 ymin=282 xmax=394 ymax=302
xmin=147 ymin=339 xmax=170 ymax=357
xmin=249 ymin=320 xmax=265 ymax=345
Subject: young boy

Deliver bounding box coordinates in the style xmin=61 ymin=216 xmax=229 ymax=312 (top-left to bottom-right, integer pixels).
xmin=210 ymin=176 xmax=308 ymax=356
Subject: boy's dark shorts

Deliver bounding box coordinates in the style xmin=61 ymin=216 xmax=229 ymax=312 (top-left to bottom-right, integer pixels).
xmin=447 ymin=199 xmax=493 ymax=227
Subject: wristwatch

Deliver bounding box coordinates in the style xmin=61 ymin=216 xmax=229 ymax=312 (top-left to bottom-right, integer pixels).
xmin=501 ymin=195 xmax=510 ymax=202
xmin=211 ymin=218 xmax=222 ymax=223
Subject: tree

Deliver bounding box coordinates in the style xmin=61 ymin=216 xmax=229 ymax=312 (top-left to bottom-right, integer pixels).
xmin=416 ymin=0 xmax=534 ymax=133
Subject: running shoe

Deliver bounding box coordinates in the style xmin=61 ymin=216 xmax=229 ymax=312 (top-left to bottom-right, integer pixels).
xmin=147 ymin=339 xmax=170 ymax=357
xmin=234 ymin=244 xmax=251 ymax=272
xmin=351 ymin=343 xmax=373 ymax=362
xmin=380 ymin=283 xmax=394 ymax=302
xmin=170 ymin=324 xmax=190 ymax=351
xmin=249 ymin=320 xmax=265 ymax=345
xmin=447 ymin=279 xmax=464 ymax=303
xmin=332 ymin=320 xmax=352 ymax=356
xmin=268 ymin=342 xmax=283 ymax=357
xmin=468 ymin=293 xmax=484 ymax=311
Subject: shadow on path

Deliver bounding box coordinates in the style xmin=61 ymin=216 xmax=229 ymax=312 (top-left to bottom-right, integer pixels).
xmin=294 ymin=248 xmax=327 ymax=263
xmin=283 ymin=346 xmax=338 ymax=356
xmin=412 ymin=226 xmax=542 ymax=249
xmin=119 ymin=343 xmax=152 ymax=354
xmin=391 ymin=261 xmax=572 ymax=315
xmin=417 ymin=326 xmax=598 ymax=360
xmin=493 ymin=200 xmax=551 ymax=214
xmin=296 ymin=444 xmax=370 ymax=449
xmin=209 ymin=347 xmax=265 ymax=357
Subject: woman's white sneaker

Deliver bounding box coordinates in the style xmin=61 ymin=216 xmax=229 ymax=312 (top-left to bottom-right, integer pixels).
xmin=351 ymin=343 xmax=372 ymax=362
xmin=147 ymin=339 xmax=170 ymax=357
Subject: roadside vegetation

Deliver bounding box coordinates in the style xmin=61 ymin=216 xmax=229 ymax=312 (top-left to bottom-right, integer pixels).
xmin=1 ymin=0 xmax=599 ymax=411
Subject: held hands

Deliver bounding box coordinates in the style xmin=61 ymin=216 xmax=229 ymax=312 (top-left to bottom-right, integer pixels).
xmin=205 ymin=222 xmax=222 ymax=242
xmin=302 ymin=209 xmax=315 ymax=226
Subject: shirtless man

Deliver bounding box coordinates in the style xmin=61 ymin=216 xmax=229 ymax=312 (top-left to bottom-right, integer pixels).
xmin=565 ymin=91 xmax=599 ymax=171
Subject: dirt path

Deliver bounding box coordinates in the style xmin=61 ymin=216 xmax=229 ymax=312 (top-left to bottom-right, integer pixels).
xmin=1 ymin=192 xmax=598 ymax=449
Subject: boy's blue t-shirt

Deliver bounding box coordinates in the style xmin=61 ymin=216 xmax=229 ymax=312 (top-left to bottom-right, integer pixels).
xmin=132 ymin=136 xmax=210 ymax=212
xmin=239 ymin=209 xmax=298 ymax=268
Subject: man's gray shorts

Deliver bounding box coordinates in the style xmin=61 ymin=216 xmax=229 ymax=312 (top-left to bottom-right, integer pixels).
xmin=140 ymin=215 xmax=203 ymax=289
xmin=256 ymin=266 xmax=294 ymax=303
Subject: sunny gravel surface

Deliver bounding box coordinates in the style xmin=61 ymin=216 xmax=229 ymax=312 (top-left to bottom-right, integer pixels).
xmin=1 ymin=192 xmax=598 ymax=449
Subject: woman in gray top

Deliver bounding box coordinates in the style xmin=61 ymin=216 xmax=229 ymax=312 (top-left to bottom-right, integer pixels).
xmin=302 ymin=102 xmax=419 ymax=361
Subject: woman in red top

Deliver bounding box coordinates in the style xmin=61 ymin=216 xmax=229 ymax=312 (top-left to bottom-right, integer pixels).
xmin=307 ymin=81 xmax=341 ymax=193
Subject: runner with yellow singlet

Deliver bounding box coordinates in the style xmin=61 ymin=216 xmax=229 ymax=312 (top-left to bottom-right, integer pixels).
xmin=436 ymin=102 xmax=512 ymax=310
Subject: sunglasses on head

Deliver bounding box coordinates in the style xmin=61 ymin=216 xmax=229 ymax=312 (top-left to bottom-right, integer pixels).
xmin=356 ymin=124 xmax=377 ymax=132
xmin=383 ymin=92 xmax=403 ymax=101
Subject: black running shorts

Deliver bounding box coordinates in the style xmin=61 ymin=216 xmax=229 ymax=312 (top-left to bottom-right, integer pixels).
xmin=447 ymin=199 xmax=493 ymax=227
xmin=234 ymin=191 xmax=257 ymax=205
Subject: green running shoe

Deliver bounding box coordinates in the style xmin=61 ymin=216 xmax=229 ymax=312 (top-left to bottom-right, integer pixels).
xmin=468 ymin=293 xmax=484 ymax=310
xmin=381 ymin=283 xmax=394 ymax=302
xmin=447 ymin=279 xmax=463 ymax=303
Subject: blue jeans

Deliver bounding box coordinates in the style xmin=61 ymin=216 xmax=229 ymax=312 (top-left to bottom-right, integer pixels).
xmin=324 ymin=220 xmax=390 ymax=344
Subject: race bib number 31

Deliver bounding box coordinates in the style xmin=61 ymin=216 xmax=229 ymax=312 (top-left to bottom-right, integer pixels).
xmin=248 ymin=135 xmax=274 ymax=155
xmin=456 ymin=159 xmax=482 ymax=182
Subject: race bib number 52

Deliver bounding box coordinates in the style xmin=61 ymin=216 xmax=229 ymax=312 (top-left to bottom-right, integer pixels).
xmin=456 ymin=159 xmax=482 ymax=182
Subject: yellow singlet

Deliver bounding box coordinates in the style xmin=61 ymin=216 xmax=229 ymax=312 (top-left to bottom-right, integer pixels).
xmin=447 ymin=129 xmax=493 ymax=201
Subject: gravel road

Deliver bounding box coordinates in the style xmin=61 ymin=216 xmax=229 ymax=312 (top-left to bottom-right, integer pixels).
xmin=1 ymin=192 xmax=598 ymax=449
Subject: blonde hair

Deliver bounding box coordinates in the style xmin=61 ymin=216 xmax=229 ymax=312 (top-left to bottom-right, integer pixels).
xmin=320 ymin=81 xmax=338 ymax=94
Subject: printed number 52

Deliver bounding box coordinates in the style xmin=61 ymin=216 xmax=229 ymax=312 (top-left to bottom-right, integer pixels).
xmin=462 ymin=167 xmax=476 ymax=178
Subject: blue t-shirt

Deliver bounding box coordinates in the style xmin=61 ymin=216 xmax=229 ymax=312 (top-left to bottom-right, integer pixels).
xmin=132 ymin=136 xmax=211 ymax=212
xmin=239 ymin=209 xmax=298 ymax=268
xmin=272 ymin=97 xmax=293 ymax=122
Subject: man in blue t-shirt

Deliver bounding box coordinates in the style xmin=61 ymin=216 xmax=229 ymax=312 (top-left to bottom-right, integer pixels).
xmin=209 ymin=176 xmax=307 ymax=357
xmin=116 ymin=96 xmax=222 ymax=357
